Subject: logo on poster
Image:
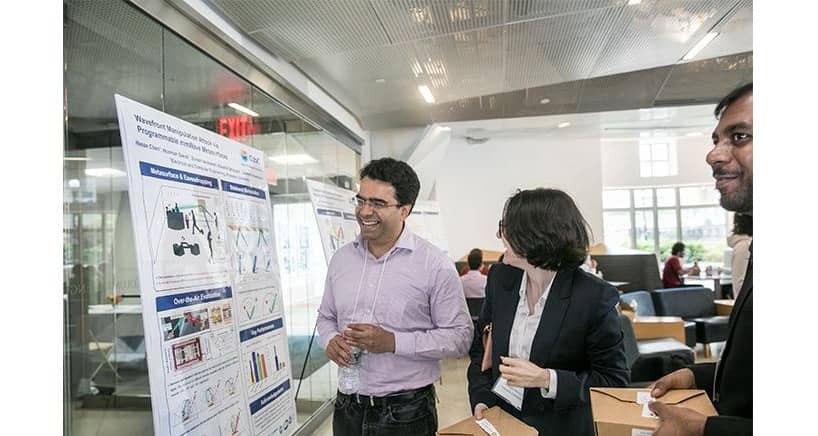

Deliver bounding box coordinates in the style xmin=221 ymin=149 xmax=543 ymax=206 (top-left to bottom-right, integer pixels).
xmin=241 ymin=149 xmax=260 ymax=165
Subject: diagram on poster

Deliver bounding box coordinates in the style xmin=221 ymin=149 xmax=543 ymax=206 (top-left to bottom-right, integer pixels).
xmin=224 ymin=192 xmax=280 ymax=286
xmin=116 ymin=94 xmax=296 ymax=436
xmin=305 ymin=179 xmax=359 ymax=262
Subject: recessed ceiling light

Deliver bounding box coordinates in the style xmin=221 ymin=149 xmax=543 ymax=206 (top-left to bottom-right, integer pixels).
xmin=418 ymin=85 xmax=435 ymax=104
xmin=539 ymin=98 xmax=551 ymax=105
xmin=439 ymin=126 xmax=451 ymax=131
xmin=375 ymin=78 xmax=386 ymax=84
xmin=228 ymin=102 xmax=259 ymax=117
xmin=67 ymin=179 xmax=81 ymax=188
xmin=557 ymin=122 xmax=570 ymax=128
xmin=85 ymin=168 xmax=126 ymax=177
xmin=682 ymin=32 xmax=719 ymax=61
xmin=627 ymin=0 xmax=642 ymax=5
xmin=64 ymin=157 xmax=91 ymax=161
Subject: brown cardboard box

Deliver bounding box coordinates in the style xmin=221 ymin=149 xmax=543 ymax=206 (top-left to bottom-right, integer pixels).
xmin=590 ymin=388 xmax=718 ymax=436
xmin=436 ymin=406 xmax=537 ymax=436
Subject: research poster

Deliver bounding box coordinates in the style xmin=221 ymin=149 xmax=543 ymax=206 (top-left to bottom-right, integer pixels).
xmin=407 ymin=200 xmax=450 ymax=257
xmin=304 ymin=179 xmax=359 ymax=262
xmin=115 ymin=95 xmax=297 ymax=436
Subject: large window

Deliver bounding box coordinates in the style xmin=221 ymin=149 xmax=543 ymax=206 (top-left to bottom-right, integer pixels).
xmin=639 ymin=138 xmax=678 ymax=177
xmin=602 ymin=185 xmax=728 ymax=262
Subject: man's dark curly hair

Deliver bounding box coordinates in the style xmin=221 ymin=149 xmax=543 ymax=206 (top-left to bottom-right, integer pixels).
xmin=360 ymin=158 xmax=420 ymax=211
xmin=715 ymin=82 xmax=752 ymax=119
xmin=501 ymin=188 xmax=590 ymax=270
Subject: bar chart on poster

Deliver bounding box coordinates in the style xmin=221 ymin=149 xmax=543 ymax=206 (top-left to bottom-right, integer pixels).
xmin=115 ymin=94 xmax=297 ymax=436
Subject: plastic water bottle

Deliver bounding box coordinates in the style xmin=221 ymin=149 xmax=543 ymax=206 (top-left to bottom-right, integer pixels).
xmin=338 ymin=346 xmax=362 ymax=394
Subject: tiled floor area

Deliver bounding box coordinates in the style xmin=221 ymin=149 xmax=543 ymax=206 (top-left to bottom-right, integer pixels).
xmin=68 ymin=346 xmax=721 ymax=435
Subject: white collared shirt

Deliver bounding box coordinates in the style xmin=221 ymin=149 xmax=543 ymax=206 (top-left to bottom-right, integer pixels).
xmin=508 ymin=271 xmax=558 ymax=399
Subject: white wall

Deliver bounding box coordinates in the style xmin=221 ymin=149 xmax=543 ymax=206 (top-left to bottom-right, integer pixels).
xmin=369 ymin=127 xmax=427 ymax=160
xmin=601 ymin=136 xmax=715 ymax=187
xmin=436 ymin=135 xmax=604 ymax=260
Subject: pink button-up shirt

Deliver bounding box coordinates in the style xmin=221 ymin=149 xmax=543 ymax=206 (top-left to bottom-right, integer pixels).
xmin=461 ymin=270 xmax=487 ymax=298
xmin=317 ymin=228 xmax=473 ymax=396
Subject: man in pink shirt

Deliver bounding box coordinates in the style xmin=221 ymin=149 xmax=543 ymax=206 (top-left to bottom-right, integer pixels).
xmin=461 ymin=248 xmax=488 ymax=298
xmin=317 ymin=158 xmax=473 ymax=436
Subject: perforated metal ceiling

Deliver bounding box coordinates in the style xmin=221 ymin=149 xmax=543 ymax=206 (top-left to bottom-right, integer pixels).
xmin=209 ymin=0 xmax=752 ymax=127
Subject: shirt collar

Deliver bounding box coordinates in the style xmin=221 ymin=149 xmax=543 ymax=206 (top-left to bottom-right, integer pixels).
xmin=353 ymin=224 xmax=416 ymax=254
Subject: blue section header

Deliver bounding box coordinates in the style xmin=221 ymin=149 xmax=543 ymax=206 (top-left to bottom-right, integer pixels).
xmin=239 ymin=318 xmax=284 ymax=343
xmin=316 ymin=208 xmax=342 ymax=217
xmin=343 ymin=212 xmax=357 ymax=220
xmin=249 ymin=379 xmax=291 ymax=415
xmin=221 ymin=180 xmax=267 ymax=200
xmin=139 ymin=161 xmax=218 ymax=190
xmin=155 ymin=287 xmax=232 ymax=312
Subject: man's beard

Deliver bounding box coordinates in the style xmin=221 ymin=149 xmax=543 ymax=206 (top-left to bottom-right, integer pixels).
xmin=719 ymin=182 xmax=752 ymax=213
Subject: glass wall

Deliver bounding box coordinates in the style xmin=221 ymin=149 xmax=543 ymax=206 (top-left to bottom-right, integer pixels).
xmin=64 ymin=0 xmax=359 ymax=433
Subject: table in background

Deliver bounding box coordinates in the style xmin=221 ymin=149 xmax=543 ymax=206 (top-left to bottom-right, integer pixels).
xmin=684 ymin=274 xmax=733 ymax=300
xmin=714 ymin=299 xmax=735 ymax=316
xmin=632 ymin=316 xmax=686 ymax=344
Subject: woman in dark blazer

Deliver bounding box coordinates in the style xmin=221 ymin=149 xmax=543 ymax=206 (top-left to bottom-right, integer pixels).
xmin=467 ymin=188 xmax=629 ymax=435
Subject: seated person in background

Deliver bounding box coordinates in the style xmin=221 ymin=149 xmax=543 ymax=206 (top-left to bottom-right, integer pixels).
xmin=467 ymin=188 xmax=628 ymax=435
xmin=662 ymin=242 xmax=700 ymax=288
xmin=459 ymin=251 xmax=490 ymax=276
xmin=461 ymin=248 xmax=488 ymax=298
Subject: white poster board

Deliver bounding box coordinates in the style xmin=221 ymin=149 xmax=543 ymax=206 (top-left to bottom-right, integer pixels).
xmin=115 ymin=95 xmax=297 ymax=436
xmin=407 ymin=200 xmax=450 ymax=257
xmin=304 ymin=179 xmax=359 ymax=263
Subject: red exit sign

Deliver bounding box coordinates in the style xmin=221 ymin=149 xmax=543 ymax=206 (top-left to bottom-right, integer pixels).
xmin=218 ymin=116 xmax=260 ymax=139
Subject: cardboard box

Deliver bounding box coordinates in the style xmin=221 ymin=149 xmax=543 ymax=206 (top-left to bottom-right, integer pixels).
xmin=590 ymin=388 xmax=717 ymax=436
xmin=436 ymin=406 xmax=537 ymax=436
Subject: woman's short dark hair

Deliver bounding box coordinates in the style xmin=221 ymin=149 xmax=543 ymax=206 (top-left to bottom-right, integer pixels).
xmin=671 ymin=242 xmax=686 ymax=256
xmin=733 ymin=213 xmax=753 ymax=236
xmin=360 ymin=158 xmax=420 ymax=210
xmin=467 ymin=248 xmax=483 ymax=270
xmin=501 ymin=188 xmax=590 ymax=270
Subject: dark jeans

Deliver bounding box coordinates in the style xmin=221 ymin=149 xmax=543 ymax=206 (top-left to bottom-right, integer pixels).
xmin=333 ymin=385 xmax=438 ymax=436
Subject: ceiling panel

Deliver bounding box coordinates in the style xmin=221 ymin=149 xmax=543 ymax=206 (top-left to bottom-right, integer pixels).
xmin=696 ymin=0 xmax=752 ymax=59
xmin=505 ymin=0 xmax=620 ymax=21
xmin=370 ymin=0 xmax=506 ymax=43
xmin=67 ymin=0 xmax=751 ymax=131
xmin=503 ymin=6 xmax=626 ymax=89
xmin=656 ymin=51 xmax=752 ymax=105
xmin=211 ymin=0 xmax=390 ymax=60
xmin=589 ymin=0 xmax=737 ymax=77
xmin=577 ymin=66 xmax=673 ymax=112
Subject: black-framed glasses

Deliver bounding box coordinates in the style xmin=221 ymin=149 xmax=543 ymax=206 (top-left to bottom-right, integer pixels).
xmin=497 ymin=220 xmax=504 ymax=235
xmin=352 ymin=195 xmax=401 ymax=210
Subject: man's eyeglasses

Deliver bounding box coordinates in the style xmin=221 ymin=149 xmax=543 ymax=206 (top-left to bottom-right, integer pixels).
xmin=497 ymin=220 xmax=504 ymax=235
xmin=352 ymin=196 xmax=401 ymax=210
